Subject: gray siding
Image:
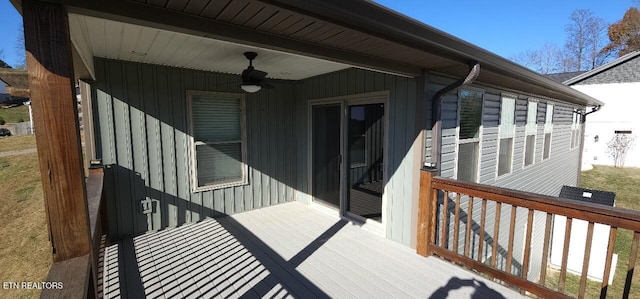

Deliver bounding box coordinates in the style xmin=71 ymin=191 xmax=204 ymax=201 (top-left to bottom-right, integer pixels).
xmin=426 ymin=75 xmax=584 ymax=281
xmin=93 ymin=59 xmax=424 ymax=246
xmin=93 ymin=58 xmax=300 ymax=239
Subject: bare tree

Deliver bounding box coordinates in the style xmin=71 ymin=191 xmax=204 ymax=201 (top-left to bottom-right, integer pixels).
xmin=607 ymin=133 xmax=636 ymax=167
xmin=564 ymin=9 xmax=610 ymax=71
xmin=14 ymin=23 xmax=26 ymax=69
xmin=510 ymin=42 xmax=565 ymax=74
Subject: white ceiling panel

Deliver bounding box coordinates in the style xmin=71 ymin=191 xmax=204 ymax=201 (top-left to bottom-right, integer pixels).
xmin=68 ymin=14 xmax=352 ymax=80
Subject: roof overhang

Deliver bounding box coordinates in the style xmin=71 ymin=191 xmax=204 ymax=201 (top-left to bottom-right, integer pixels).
xmin=10 ymin=0 xmax=604 ymax=107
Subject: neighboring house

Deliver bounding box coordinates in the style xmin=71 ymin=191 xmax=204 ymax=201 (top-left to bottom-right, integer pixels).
xmin=0 ymin=77 xmax=9 ymax=103
xmin=562 ymin=51 xmax=640 ymax=168
xmin=11 ymin=0 xmax=609 ymax=297
xmin=0 ymin=68 xmax=30 ymax=105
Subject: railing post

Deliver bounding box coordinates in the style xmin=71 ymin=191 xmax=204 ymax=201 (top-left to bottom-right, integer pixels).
xmin=417 ymin=167 xmax=438 ymax=256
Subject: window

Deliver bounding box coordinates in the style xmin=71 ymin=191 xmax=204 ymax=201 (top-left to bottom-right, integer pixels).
xmin=543 ymin=104 xmax=553 ymax=160
xmin=457 ymin=90 xmax=483 ymax=182
xmin=188 ymin=91 xmax=247 ymax=191
xmin=498 ymin=138 xmax=513 ymax=176
xmin=349 ymin=106 xmax=367 ymax=167
xmin=497 ymin=96 xmax=515 ymax=176
xmin=570 ymin=110 xmax=582 ymax=149
xmin=524 ymin=101 xmax=537 ymax=166
xmin=615 ymin=130 xmax=633 ymax=134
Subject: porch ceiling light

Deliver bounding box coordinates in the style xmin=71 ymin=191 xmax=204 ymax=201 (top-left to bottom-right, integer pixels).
xmin=241 ymin=84 xmax=262 ymax=93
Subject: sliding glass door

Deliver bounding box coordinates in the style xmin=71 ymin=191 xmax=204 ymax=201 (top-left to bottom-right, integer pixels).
xmin=346 ymin=103 xmax=384 ymax=222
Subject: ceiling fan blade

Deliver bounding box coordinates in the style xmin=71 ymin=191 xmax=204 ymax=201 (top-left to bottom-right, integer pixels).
xmin=248 ymin=69 xmax=267 ymax=80
xmin=261 ymin=80 xmax=274 ymax=89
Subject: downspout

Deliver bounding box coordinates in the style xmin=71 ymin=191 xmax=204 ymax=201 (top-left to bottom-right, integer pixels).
xmin=429 ymin=62 xmax=481 ymax=175
xmin=577 ymin=105 xmax=601 ymax=185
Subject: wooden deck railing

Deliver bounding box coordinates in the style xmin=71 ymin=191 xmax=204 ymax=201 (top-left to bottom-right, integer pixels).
xmin=41 ymin=167 xmax=107 ymax=298
xmin=417 ymin=168 xmax=640 ymax=299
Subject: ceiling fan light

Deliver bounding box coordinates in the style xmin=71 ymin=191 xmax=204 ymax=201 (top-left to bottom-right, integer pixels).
xmin=241 ymin=84 xmax=261 ymax=93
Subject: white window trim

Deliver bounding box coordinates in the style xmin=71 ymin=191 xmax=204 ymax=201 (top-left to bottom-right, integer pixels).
xmin=496 ymin=95 xmax=516 ymax=178
xmin=455 ymin=89 xmax=483 ymax=183
xmin=187 ymin=90 xmax=248 ymax=192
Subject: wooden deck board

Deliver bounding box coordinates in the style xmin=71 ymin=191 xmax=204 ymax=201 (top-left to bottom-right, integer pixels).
xmin=101 ymin=202 xmax=526 ymax=298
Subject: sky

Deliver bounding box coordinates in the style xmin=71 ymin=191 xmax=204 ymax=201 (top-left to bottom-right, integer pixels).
xmin=373 ymin=0 xmax=635 ymax=59
xmin=0 ymin=0 xmax=636 ymax=68
xmin=0 ymin=1 xmax=23 ymax=67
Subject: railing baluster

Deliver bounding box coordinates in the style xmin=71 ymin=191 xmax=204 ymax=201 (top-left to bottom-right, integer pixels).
xmin=623 ymin=231 xmax=640 ymax=298
xmin=506 ymin=205 xmax=517 ymax=274
xmin=465 ymin=196 xmax=474 ymax=258
xmin=491 ymin=202 xmax=502 ymax=269
xmin=441 ymin=191 xmax=449 ymax=248
xmin=453 ymin=193 xmax=461 ymax=254
xmin=600 ymin=227 xmax=617 ymax=299
xmin=578 ymin=222 xmax=595 ymax=299
xmin=478 ymin=199 xmax=487 ymax=263
xmin=559 ymin=217 xmax=573 ymax=293
xmin=429 ymin=188 xmax=438 ymax=248
xmin=426 ymin=175 xmax=640 ymax=299
xmin=521 ymin=209 xmax=534 ymax=290
xmin=540 ymin=213 xmax=553 ymax=287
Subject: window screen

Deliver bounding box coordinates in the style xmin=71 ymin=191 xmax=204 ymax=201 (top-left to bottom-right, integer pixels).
xmin=457 ymin=142 xmax=479 ymax=182
xmin=459 ymin=90 xmax=483 ymax=140
xmin=525 ymin=135 xmax=535 ymax=166
xmin=190 ymin=92 xmax=246 ymax=190
xmin=543 ymin=133 xmax=551 ymax=160
xmin=498 ymin=138 xmax=513 ymax=176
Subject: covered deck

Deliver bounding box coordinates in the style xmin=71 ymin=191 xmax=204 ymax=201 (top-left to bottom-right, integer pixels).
xmin=100 ymin=202 xmax=523 ymax=298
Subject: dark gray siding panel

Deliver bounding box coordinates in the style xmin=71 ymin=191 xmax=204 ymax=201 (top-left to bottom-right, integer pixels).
xmin=515 ymin=98 xmax=528 ymax=125
xmin=93 ymin=58 xmax=299 ymax=239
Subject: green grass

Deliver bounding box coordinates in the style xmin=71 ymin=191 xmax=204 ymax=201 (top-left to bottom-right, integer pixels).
xmin=0 ymin=135 xmax=36 ymax=152
xmin=544 ymin=166 xmax=640 ymax=298
xmin=0 ymin=105 xmax=29 ymax=124
xmin=0 ymin=153 xmax=50 ymax=299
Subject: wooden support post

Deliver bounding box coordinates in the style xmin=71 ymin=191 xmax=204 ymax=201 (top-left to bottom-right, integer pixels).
xmin=417 ymin=167 xmax=438 ymax=256
xmin=23 ymin=0 xmax=91 ymax=262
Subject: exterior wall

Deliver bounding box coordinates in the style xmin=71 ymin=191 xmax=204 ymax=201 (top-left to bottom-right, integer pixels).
xmin=574 ymin=82 xmax=640 ymax=168
xmin=93 ymin=58 xmax=300 ymax=239
xmin=93 ymin=59 xmax=424 ymax=245
xmin=426 ymin=75 xmax=583 ymax=281
xmin=299 ymin=68 xmax=424 ymax=246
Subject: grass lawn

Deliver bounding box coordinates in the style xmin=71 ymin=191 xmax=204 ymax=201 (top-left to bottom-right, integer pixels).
xmin=0 ymin=135 xmax=37 ymax=152
xmin=544 ymin=166 xmax=640 ymax=298
xmin=0 ymin=151 xmax=50 ymax=299
xmin=0 ymin=105 xmax=29 ymax=124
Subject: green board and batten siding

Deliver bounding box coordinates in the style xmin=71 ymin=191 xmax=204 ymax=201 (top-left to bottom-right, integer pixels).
xmin=93 ymin=58 xmax=424 ymax=245
xmin=93 ymin=58 xmax=300 ymax=238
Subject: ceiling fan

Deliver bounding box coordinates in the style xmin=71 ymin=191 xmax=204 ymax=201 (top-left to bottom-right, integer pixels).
xmin=240 ymin=52 xmax=273 ymax=93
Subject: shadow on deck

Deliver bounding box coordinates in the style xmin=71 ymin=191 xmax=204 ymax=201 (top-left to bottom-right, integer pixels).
xmin=99 ymin=202 xmax=523 ymax=298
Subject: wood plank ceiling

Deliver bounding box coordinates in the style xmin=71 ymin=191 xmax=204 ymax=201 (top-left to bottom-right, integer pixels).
xmin=129 ymin=0 xmax=460 ymax=73
xmin=69 ymin=13 xmax=353 ymax=80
